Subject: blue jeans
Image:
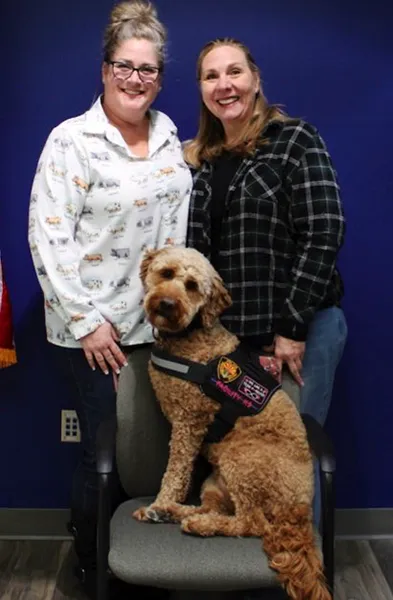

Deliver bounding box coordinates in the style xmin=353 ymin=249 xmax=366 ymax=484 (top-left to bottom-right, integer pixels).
xmin=300 ymin=307 xmax=348 ymax=424
xmin=300 ymin=306 xmax=347 ymax=527
xmin=244 ymin=307 xmax=347 ymax=599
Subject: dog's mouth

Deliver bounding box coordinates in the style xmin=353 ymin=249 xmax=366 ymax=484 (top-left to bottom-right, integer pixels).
xmin=145 ymin=296 xmax=191 ymax=333
xmin=155 ymin=298 xmax=177 ymax=319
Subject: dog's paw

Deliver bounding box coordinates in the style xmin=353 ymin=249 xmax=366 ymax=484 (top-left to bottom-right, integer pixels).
xmin=132 ymin=505 xmax=176 ymax=524
xmin=132 ymin=506 xmax=152 ymax=522
xmin=181 ymin=515 xmax=204 ymax=535
xmin=146 ymin=506 xmax=177 ymax=523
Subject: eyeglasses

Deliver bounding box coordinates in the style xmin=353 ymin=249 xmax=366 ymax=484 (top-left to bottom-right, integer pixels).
xmin=107 ymin=61 xmax=161 ymax=83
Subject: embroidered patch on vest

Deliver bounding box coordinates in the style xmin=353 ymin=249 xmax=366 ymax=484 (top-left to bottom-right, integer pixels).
xmin=238 ymin=376 xmax=271 ymax=410
xmin=217 ymin=357 xmax=242 ymax=383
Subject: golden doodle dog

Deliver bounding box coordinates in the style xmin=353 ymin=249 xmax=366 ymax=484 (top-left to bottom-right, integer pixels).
xmin=133 ymin=246 xmax=331 ymax=600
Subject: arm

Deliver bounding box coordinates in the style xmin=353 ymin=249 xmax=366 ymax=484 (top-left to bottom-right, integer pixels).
xmin=275 ymin=125 xmax=345 ymax=341
xmin=186 ymin=171 xmax=211 ymax=256
xmin=156 ymin=186 xmax=190 ymax=249
xmin=28 ymin=127 xmax=106 ymax=340
xmin=156 ymin=138 xmax=192 ymax=249
xmin=182 ymin=141 xmax=211 ymax=255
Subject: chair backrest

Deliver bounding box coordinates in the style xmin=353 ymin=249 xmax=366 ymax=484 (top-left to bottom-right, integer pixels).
xmin=116 ymin=347 xmax=170 ymax=498
xmin=115 ymin=348 xmax=300 ymax=500
xmin=281 ymin=370 xmax=300 ymax=410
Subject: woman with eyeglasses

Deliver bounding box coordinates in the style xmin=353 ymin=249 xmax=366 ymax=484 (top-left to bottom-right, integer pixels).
xmin=28 ymin=1 xmax=190 ymax=598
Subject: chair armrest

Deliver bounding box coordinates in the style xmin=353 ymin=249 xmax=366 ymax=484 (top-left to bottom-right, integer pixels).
xmin=96 ymin=414 xmax=117 ymax=474
xmin=301 ymin=413 xmax=336 ymax=473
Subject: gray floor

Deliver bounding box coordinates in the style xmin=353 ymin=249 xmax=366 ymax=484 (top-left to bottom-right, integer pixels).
xmin=0 ymin=539 xmax=393 ymax=599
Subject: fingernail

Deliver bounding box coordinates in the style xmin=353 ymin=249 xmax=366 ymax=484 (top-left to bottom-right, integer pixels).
xmin=124 ymin=362 xmax=128 ymax=367
xmin=92 ymin=367 xmax=96 ymax=371
xmin=105 ymin=371 xmax=109 ymax=375
xmin=116 ymin=369 xmax=120 ymax=375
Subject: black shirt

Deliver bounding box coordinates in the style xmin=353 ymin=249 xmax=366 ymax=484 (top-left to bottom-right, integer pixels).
xmin=210 ymin=151 xmax=242 ymax=271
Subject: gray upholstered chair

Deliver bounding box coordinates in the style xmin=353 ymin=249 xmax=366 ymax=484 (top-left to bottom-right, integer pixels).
xmin=96 ymin=351 xmax=335 ymax=600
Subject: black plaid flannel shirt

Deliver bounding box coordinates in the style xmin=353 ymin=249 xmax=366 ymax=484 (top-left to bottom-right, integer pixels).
xmin=187 ymin=119 xmax=346 ymax=343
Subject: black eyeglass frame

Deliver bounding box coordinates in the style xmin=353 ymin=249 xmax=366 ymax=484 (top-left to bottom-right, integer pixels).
xmin=106 ymin=60 xmax=162 ymax=82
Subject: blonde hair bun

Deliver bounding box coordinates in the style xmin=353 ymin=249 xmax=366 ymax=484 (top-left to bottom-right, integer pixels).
xmin=110 ymin=0 xmax=158 ymax=27
xmin=103 ymin=0 xmax=167 ymax=66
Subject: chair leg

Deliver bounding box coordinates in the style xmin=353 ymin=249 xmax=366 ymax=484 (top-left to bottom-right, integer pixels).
xmin=321 ymin=469 xmax=335 ymax=597
xmin=97 ymin=473 xmax=111 ymax=600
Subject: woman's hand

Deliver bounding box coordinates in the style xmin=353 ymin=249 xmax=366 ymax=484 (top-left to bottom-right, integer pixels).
xmin=274 ymin=335 xmax=305 ymax=387
xmin=80 ymin=322 xmax=127 ymax=375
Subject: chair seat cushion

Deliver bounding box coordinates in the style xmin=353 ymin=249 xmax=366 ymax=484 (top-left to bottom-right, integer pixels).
xmin=109 ymin=497 xmax=282 ymax=591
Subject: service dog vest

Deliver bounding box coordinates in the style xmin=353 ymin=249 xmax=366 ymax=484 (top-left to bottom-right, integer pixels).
xmin=150 ymin=343 xmax=281 ymax=444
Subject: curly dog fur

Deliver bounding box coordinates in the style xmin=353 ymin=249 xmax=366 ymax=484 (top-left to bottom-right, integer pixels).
xmin=133 ymin=246 xmax=331 ymax=600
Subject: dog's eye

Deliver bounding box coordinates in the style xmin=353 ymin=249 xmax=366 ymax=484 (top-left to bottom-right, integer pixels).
xmin=185 ymin=279 xmax=198 ymax=292
xmin=161 ymin=268 xmax=174 ymax=279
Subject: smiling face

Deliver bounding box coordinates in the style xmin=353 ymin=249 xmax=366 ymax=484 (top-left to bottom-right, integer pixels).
xmin=102 ymin=37 xmax=161 ymax=126
xmin=199 ymin=44 xmax=260 ymax=137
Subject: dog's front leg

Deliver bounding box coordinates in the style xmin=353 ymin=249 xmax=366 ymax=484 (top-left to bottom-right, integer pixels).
xmin=133 ymin=418 xmax=206 ymax=523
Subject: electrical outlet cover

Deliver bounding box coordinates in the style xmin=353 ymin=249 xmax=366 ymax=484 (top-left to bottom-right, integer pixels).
xmin=61 ymin=409 xmax=81 ymax=443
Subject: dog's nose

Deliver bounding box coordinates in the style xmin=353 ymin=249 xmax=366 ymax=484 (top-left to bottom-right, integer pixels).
xmin=157 ymin=298 xmax=176 ymax=317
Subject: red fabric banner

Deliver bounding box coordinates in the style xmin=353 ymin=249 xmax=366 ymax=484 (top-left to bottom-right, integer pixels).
xmin=0 ymin=257 xmax=17 ymax=368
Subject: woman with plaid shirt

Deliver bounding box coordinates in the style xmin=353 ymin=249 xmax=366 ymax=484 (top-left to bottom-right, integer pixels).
xmin=185 ymin=38 xmax=347 ymax=530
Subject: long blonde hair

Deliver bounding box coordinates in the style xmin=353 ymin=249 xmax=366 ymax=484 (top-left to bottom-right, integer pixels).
xmin=184 ymin=38 xmax=289 ymax=168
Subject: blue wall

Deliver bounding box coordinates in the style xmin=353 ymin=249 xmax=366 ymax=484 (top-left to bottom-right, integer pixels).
xmin=1 ymin=0 xmax=392 ymax=509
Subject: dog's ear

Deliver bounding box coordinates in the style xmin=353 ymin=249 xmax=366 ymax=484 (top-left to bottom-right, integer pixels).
xmin=140 ymin=249 xmax=159 ymax=287
xmin=200 ymin=275 xmax=232 ymax=329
